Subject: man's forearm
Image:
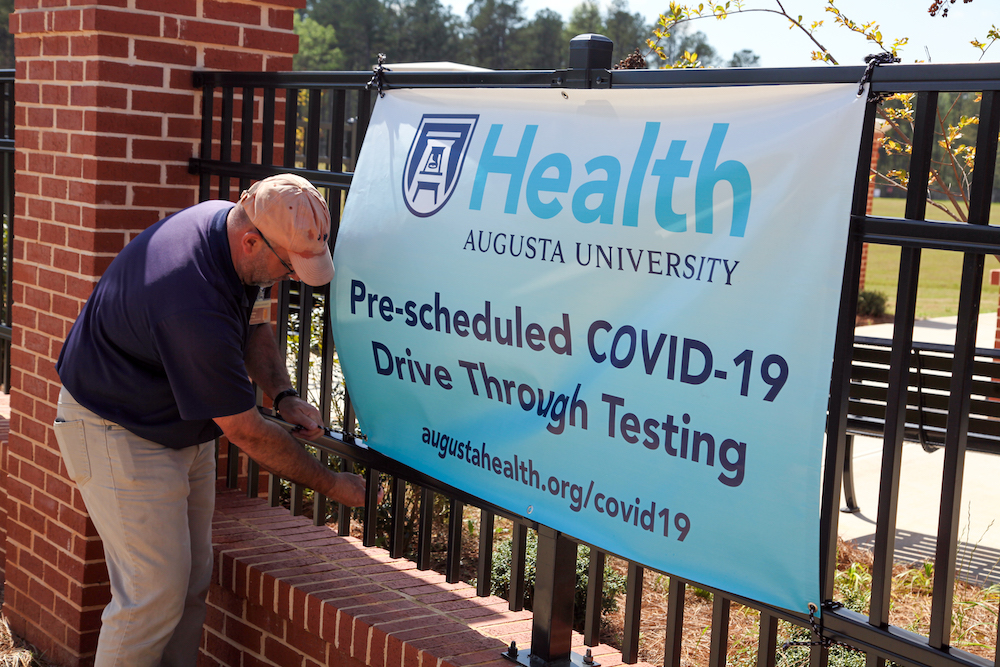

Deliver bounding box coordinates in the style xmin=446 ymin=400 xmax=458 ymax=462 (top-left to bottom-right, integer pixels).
xmin=244 ymin=323 xmax=294 ymax=399
xmin=217 ymin=408 xmax=366 ymax=506
xmin=242 ymin=421 xmax=337 ymax=493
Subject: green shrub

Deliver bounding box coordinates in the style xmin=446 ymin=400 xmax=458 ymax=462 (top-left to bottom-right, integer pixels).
xmin=487 ymin=530 xmax=628 ymax=626
xmin=857 ymin=290 xmax=888 ymax=317
xmin=834 ymin=562 xmax=872 ymax=613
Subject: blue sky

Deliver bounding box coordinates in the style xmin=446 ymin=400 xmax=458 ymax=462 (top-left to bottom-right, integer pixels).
xmin=510 ymin=0 xmax=999 ymax=67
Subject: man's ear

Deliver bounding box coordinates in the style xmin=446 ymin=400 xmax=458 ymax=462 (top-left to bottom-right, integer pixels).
xmin=240 ymin=230 xmax=262 ymax=257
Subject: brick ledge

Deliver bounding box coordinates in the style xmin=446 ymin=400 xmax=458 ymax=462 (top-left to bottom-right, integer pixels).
xmin=208 ymin=489 xmax=650 ymax=667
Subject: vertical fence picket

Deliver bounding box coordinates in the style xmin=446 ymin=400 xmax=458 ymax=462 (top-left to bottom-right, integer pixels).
xmin=390 ymin=477 xmax=407 ymax=558
xmin=197 ymin=77 xmax=213 ymax=202
xmin=239 ymin=86 xmax=253 ymax=192
xmin=509 ymin=522 xmax=528 ymax=612
xmin=417 ymin=486 xmax=433 ymax=570
xmin=218 ymin=87 xmax=234 ymax=200
xmin=319 ymin=290 xmax=336 ymax=427
xmin=756 ymin=612 xmax=778 ymax=667
xmin=305 ymin=88 xmax=322 ymax=170
xmin=477 ymin=509 xmax=495 ymax=597
xmin=363 ymin=466 xmax=379 ymax=546
xmin=663 ymin=576 xmax=684 ymax=667
xmin=446 ymin=498 xmax=464 ymax=583
xmin=247 ymin=458 xmax=259 ymax=498
xmin=283 ymin=87 xmax=298 ymax=168
xmin=708 ymin=595 xmax=730 ymax=667
xmin=261 ymin=87 xmax=276 ymax=167
xmin=290 ymin=482 xmax=304 ymax=516
xmin=621 ymin=563 xmax=643 ymax=664
xmin=313 ymin=451 xmax=329 ymax=526
xmin=294 ymin=285 xmax=313 ymax=393
xmin=584 ymin=549 xmax=605 ymax=646
xmin=354 ymin=88 xmax=372 ymax=164
xmin=226 ymin=441 xmax=239 ymax=490
xmin=337 ymin=455 xmax=352 ymax=533
xmin=268 ymin=468 xmax=282 ymax=507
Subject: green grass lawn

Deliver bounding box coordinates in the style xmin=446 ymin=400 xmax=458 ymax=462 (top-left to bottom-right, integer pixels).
xmin=863 ymin=198 xmax=1000 ymax=319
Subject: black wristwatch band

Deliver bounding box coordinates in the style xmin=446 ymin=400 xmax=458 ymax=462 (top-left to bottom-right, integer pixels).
xmin=273 ymin=388 xmax=299 ymax=413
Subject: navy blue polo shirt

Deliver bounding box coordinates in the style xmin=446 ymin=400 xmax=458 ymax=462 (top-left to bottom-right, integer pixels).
xmin=56 ymin=201 xmax=261 ymax=449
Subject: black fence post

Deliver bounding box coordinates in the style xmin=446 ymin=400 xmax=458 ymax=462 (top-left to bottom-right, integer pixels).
xmin=503 ymin=525 xmax=585 ymax=667
xmin=563 ymin=33 xmax=613 ymax=89
xmin=529 ymin=526 xmax=577 ymax=666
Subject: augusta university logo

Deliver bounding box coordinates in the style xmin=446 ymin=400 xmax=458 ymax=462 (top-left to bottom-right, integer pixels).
xmin=403 ymin=114 xmax=479 ymax=217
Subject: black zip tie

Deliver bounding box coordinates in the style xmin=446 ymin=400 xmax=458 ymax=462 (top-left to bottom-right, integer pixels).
xmin=366 ymin=53 xmax=390 ymax=98
xmin=781 ymin=602 xmax=864 ymax=654
xmin=858 ymin=52 xmax=900 ymax=102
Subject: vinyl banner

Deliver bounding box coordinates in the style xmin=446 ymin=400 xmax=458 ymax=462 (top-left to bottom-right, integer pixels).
xmin=331 ymin=85 xmax=866 ymax=613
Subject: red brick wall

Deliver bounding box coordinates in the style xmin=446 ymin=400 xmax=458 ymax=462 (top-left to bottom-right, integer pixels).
xmin=7 ymin=1 xmax=301 ymax=663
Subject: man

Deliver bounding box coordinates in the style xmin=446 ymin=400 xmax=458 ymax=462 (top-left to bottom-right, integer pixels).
xmin=54 ymin=174 xmax=370 ymax=666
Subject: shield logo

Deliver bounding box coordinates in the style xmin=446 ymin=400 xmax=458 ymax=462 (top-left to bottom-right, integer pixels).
xmin=402 ymin=114 xmax=479 ymax=218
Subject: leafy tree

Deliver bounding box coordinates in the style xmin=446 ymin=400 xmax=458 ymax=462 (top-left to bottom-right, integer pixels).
xmin=649 ymin=23 xmax=720 ymax=68
xmin=604 ymin=0 xmax=649 ymax=65
xmin=464 ymin=0 xmax=527 ymax=69
xmin=876 ymin=91 xmax=992 ymax=219
xmin=305 ymin=0 xmax=389 ymax=70
xmin=293 ymin=12 xmax=345 ymax=70
xmin=565 ymin=0 xmax=604 ymax=42
xmin=517 ymin=9 xmax=568 ymax=69
xmin=648 ymin=1 xmax=841 ymax=65
xmin=387 ymin=0 xmax=462 ymax=63
xmin=728 ymin=48 xmax=760 ymax=67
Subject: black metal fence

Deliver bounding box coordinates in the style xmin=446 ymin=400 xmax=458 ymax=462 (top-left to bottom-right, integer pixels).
xmin=191 ymin=39 xmax=1000 ymax=667
xmin=0 ymin=70 xmax=13 ymax=392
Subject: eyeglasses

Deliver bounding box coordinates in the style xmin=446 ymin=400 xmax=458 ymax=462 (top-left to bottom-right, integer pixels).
xmin=254 ymin=226 xmax=295 ymax=277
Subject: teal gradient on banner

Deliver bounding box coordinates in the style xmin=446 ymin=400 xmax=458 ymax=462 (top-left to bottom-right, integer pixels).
xmin=330 ymin=85 xmax=866 ymax=613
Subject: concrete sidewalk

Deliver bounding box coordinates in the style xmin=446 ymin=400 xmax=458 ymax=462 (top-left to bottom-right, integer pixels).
xmin=838 ymin=312 xmax=1000 ymax=585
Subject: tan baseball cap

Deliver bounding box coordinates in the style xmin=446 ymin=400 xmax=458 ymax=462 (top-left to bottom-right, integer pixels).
xmin=238 ymin=174 xmax=335 ymax=286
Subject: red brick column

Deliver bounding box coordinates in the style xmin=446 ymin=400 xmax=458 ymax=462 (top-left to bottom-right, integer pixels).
xmin=7 ymin=1 xmax=301 ymax=663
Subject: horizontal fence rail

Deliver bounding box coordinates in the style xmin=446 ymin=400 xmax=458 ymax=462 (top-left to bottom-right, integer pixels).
xmin=192 ymin=47 xmax=1000 ymax=667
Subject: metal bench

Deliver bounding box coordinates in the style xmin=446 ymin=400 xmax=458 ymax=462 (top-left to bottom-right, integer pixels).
xmin=843 ymin=335 xmax=1000 ymax=512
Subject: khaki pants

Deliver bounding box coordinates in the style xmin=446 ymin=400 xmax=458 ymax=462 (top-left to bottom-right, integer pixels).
xmin=54 ymin=387 xmax=216 ymax=667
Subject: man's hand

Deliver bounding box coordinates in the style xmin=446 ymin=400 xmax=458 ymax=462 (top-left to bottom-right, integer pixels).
xmin=279 ymin=398 xmax=384 ymax=507
xmin=277 ymin=395 xmax=325 ymax=440
xmin=328 ymin=471 xmax=372 ymax=507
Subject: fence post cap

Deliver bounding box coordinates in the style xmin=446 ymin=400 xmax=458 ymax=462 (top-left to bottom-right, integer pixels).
xmin=568 ymin=34 xmax=613 ymax=71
